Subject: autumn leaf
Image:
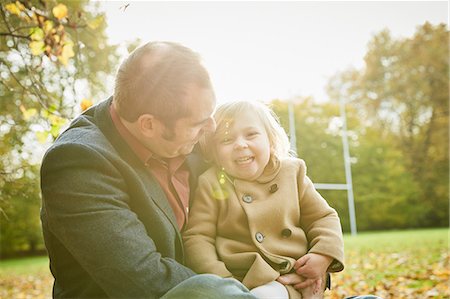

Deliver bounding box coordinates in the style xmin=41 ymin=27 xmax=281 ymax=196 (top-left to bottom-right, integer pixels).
xmin=15 ymin=1 xmax=25 ymax=11
xmin=30 ymin=28 xmax=44 ymax=41
xmin=29 ymin=41 xmax=45 ymax=55
xmin=43 ymin=20 xmax=54 ymax=34
xmin=36 ymin=131 xmax=50 ymax=144
xmin=19 ymin=105 xmax=37 ymax=121
xmin=4 ymin=2 xmax=25 ymax=16
xmin=87 ymin=15 xmax=104 ymax=30
xmin=45 ymin=114 xmax=68 ymax=138
xmin=80 ymin=99 xmax=93 ymax=111
xmin=52 ymin=3 xmax=68 ymax=20
xmin=58 ymin=41 xmax=75 ymax=65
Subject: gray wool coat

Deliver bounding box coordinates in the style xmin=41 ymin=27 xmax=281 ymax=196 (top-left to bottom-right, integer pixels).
xmin=40 ymin=98 xmax=206 ymax=298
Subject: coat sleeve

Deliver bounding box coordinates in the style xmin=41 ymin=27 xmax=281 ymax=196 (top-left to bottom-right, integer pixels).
xmin=41 ymin=142 xmax=195 ymax=298
xmin=297 ymin=160 xmax=345 ymax=272
xmin=183 ymin=174 xmax=233 ymax=278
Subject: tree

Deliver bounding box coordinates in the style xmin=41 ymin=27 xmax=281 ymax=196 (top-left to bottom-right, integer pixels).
xmin=271 ymin=98 xmax=354 ymax=231
xmin=0 ymin=0 xmax=119 ymax=254
xmin=328 ymin=22 xmax=449 ymax=227
xmin=0 ymin=165 xmax=42 ymax=255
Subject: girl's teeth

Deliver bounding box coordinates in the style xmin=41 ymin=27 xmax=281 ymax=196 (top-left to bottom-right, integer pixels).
xmin=236 ymin=157 xmax=253 ymax=164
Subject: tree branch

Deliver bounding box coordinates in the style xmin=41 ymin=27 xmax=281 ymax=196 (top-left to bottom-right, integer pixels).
xmin=0 ymin=32 xmax=31 ymax=40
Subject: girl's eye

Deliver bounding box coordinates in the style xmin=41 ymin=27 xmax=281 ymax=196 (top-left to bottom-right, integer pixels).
xmin=221 ymin=137 xmax=232 ymax=144
xmin=247 ymin=131 xmax=259 ymax=138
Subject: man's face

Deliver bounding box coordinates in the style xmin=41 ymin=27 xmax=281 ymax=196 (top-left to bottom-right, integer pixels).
xmin=151 ymin=86 xmax=216 ymax=158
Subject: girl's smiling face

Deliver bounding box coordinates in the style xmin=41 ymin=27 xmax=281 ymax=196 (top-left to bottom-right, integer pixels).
xmin=214 ymin=110 xmax=271 ymax=181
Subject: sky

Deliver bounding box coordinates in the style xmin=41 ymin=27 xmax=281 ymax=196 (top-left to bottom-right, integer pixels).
xmin=100 ymin=1 xmax=448 ymax=104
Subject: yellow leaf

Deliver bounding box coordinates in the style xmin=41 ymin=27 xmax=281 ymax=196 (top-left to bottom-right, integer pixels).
xmin=45 ymin=114 xmax=68 ymax=138
xmin=30 ymin=27 xmax=44 ymax=41
xmin=58 ymin=41 xmax=74 ymax=65
xmin=43 ymin=20 xmax=54 ymax=34
xmin=48 ymin=114 xmax=66 ymax=126
xmin=80 ymin=99 xmax=93 ymax=111
xmin=36 ymin=131 xmax=49 ymax=144
xmin=15 ymin=1 xmax=26 ymax=11
xmin=5 ymin=3 xmax=20 ymax=16
xmin=87 ymin=15 xmax=104 ymax=30
xmin=20 ymin=106 xmax=37 ymax=121
xmin=52 ymin=3 xmax=68 ymax=20
xmin=29 ymin=41 xmax=45 ymax=55
xmin=50 ymin=124 xmax=60 ymax=137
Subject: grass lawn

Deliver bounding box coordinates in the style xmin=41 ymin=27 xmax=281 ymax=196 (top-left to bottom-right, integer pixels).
xmin=0 ymin=255 xmax=53 ymax=299
xmin=327 ymin=228 xmax=449 ymax=298
xmin=0 ymin=228 xmax=448 ymax=298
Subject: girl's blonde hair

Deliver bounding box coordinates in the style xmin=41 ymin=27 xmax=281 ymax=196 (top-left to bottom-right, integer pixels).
xmin=201 ymin=100 xmax=293 ymax=163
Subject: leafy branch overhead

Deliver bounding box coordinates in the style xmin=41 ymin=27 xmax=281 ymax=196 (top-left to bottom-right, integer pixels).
xmin=0 ymin=1 xmax=119 ymax=217
xmin=0 ymin=0 xmax=118 ymax=140
xmin=2 ymin=1 xmax=104 ymax=65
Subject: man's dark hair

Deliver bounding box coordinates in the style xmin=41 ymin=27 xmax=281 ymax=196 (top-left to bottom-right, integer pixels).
xmin=113 ymin=41 xmax=212 ymax=128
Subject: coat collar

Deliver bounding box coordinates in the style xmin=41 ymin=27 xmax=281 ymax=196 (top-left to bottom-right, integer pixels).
xmin=256 ymin=155 xmax=281 ymax=183
xmin=220 ymin=155 xmax=282 ymax=185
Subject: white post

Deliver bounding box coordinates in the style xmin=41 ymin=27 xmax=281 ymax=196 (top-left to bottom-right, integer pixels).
xmin=287 ymin=98 xmax=357 ymax=235
xmin=340 ymin=97 xmax=358 ymax=236
xmin=288 ymin=101 xmax=297 ymax=155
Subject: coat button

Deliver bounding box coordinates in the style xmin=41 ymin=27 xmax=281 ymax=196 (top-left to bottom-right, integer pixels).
xmin=242 ymin=194 xmax=253 ymax=203
xmin=331 ymin=262 xmax=340 ymax=270
xmin=255 ymin=232 xmax=264 ymax=243
xmin=269 ymin=184 xmax=278 ymax=193
xmin=281 ymin=228 xmax=292 ymax=237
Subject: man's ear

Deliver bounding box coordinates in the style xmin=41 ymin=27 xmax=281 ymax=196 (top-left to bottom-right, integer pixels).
xmin=137 ymin=114 xmax=157 ymax=138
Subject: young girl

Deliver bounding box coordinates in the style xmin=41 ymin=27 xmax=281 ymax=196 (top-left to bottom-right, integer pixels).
xmin=183 ymin=101 xmax=344 ymax=299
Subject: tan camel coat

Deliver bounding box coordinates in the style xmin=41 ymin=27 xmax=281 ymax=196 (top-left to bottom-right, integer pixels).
xmin=183 ymin=157 xmax=344 ymax=298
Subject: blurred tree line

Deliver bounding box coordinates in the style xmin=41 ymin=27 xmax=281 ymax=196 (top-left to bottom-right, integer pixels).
xmin=273 ymin=22 xmax=448 ymax=231
xmin=0 ymin=2 xmax=447 ymax=256
xmin=0 ymin=0 xmax=118 ymax=256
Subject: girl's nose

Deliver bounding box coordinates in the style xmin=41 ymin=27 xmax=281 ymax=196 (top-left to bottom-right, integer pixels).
xmin=234 ymin=137 xmax=248 ymax=149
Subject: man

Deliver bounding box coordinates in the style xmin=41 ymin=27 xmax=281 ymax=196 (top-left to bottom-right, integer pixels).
xmin=41 ymin=41 xmax=380 ymax=299
xmin=40 ymin=41 xmax=255 ymax=298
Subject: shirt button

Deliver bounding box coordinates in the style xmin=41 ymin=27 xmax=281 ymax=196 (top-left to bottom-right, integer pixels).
xmin=269 ymin=184 xmax=278 ymax=193
xmin=242 ymin=194 xmax=253 ymax=203
xmin=255 ymin=232 xmax=264 ymax=243
xmin=281 ymin=228 xmax=292 ymax=238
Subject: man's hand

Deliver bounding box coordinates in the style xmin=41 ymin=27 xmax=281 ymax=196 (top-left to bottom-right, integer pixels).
xmin=276 ymin=272 xmax=322 ymax=292
xmin=292 ymin=253 xmax=332 ymax=289
xmin=277 ymin=272 xmax=307 ymax=289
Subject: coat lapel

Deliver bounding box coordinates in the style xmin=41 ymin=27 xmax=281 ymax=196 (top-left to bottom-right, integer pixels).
xmin=93 ymin=97 xmax=180 ymax=231
xmin=142 ymin=169 xmax=180 ymax=231
xmin=186 ymin=146 xmax=210 ymax=207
